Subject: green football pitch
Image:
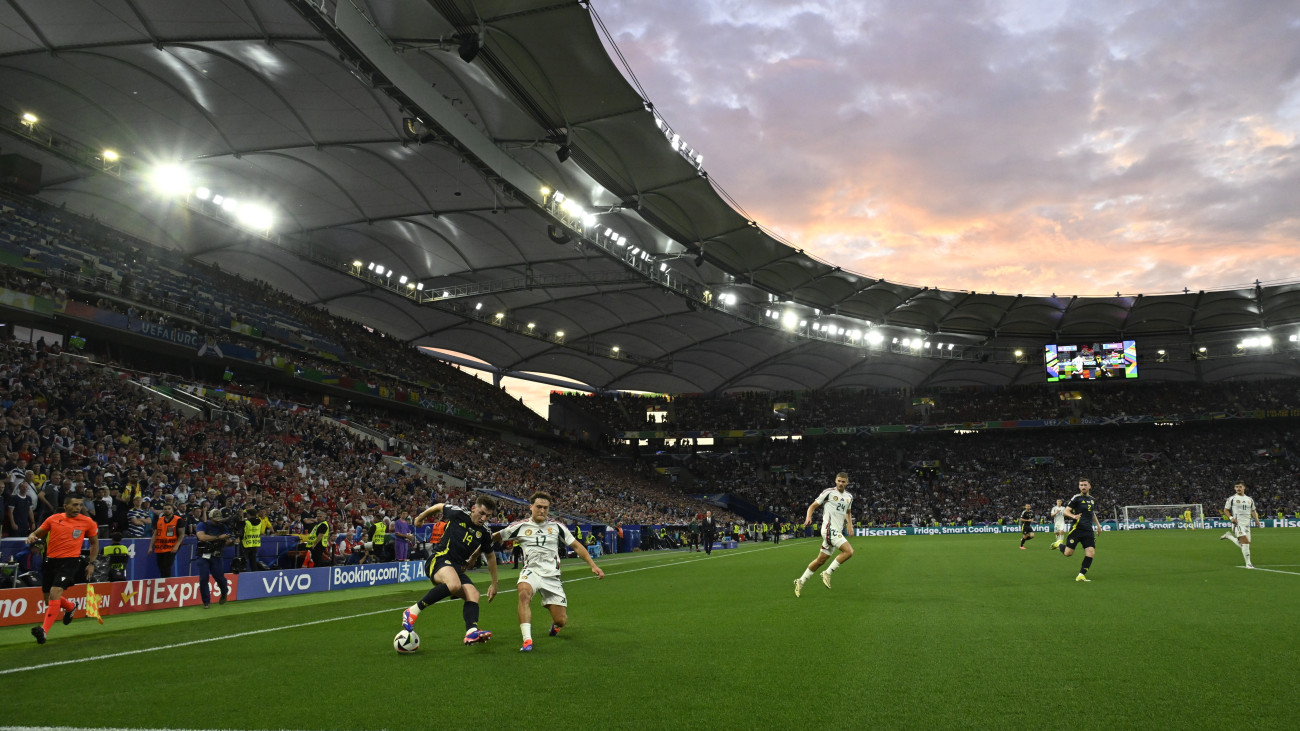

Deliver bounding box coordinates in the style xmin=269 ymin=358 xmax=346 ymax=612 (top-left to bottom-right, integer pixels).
xmin=2 ymin=530 xmax=1297 ymax=730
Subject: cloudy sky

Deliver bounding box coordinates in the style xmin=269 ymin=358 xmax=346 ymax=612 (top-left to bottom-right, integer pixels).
xmin=594 ymin=0 xmax=1300 ymax=296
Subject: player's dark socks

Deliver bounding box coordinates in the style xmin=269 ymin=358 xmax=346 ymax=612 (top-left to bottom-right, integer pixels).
xmin=1080 ymin=556 xmax=1093 ymax=574
xmin=1058 ymin=544 xmax=1067 ymax=554
xmin=417 ymin=583 xmax=452 ymax=610
xmin=1020 ymin=538 xmax=1027 ymax=547
xmin=463 ymin=600 xmax=480 ymax=631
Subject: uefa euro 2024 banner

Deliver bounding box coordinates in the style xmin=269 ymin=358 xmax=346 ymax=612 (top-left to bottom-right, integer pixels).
xmin=854 ymin=518 xmax=1300 ymax=537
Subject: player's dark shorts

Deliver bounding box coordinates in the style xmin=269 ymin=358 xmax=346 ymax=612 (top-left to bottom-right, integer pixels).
xmin=41 ymin=557 xmax=87 ymax=593
xmin=1065 ymin=532 xmax=1096 ymax=550
xmin=1021 ymin=525 xmax=1034 ymax=535
xmin=426 ymin=556 xmax=473 ymax=586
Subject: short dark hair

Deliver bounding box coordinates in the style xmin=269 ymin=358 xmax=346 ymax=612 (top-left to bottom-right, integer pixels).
xmin=474 ymin=495 xmax=497 ymax=511
xmin=62 ymin=493 xmax=82 ymax=505
xmin=1078 ymin=477 xmax=1092 ymax=485
xmin=529 ymin=491 xmax=552 ymax=505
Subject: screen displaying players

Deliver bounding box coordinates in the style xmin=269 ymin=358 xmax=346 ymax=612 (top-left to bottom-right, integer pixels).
xmin=1044 ymin=341 xmax=1137 ymax=382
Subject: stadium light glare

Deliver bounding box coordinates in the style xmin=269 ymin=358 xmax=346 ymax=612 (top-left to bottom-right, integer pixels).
xmin=1199 ymin=346 xmax=1207 ymax=352
xmin=660 ymin=263 xmax=668 ymax=272
xmin=947 ymin=343 xmax=954 ymax=350
xmin=867 ymin=331 xmax=884 ymax=344
xmin=1291 ymin=335 xmax=1299 ymax=342
xmin=527 ymin=322 xmax=535 ymax=330
xmin=892 ymin=337 xmax=898 ymax=344
xmin=555 ymin=330 xmax=564 ymax=338
xmin=102 ymin=149 xmax=119 ymax=162
xmin=221 ymin=197 xmax=239 ymax=212
xmin=416 ymin=283 xmax=424 ymax=291
xmin=850 ymin=330 xmax=860 ymax=340
xmin=352 ymin=260 xmax=363 ymax=268
xmin=475 ymin=302 xmax=482 ymax=310
xmin=368 ymin=262 xmax=376 ymax=271
xmin=924 ymin=341 xmax=931 ymax=348
xmin=616 ymin=236 xmax=627 ymax=247
xmin=811 ymin=322 xmax=819 ymax=331
xmin=442 ymin=291 xmax=450 ymax=298
xmin=148 ymin=164 xmax=193 ymax=197
xmin=612 ymin=346 xmax=620 ymax=353
xmin=21 ymin=112 xmax=38 ymax=124
xmin=1014 ymin=349 xmax=1024 ymax=357
xmin=385 ymin=270 xmax=392 ymax=278
xmin=212 ymin=194 xmax=224 ymax=205
xmin=1260 ymin=336 xmax=1273 ymax=346
xmin=399 ymin=275 xmax=408 ymax=284
xmin=374 ymin=265 xmax=385 ymax=275
xmin=1157 ymin=349 xmax=1166 ymax=355
xmin=235 ymin=204 xmax=273 ymax=230
xmin=901 ymin=339 xmax=911 ymax=347
xmin=495 ymin=312 xmax=504 ymax=320
xmin=406 ymin=282 xmax=415 ymax=290
xmin=540 ymin=186 xmax=551 ymax=197
xmin=195 ymin=187 xmax=211 ymax=200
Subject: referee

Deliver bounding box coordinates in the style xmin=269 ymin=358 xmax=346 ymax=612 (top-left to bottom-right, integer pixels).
xmin=25 ymin=494 xmax=100 ymax=644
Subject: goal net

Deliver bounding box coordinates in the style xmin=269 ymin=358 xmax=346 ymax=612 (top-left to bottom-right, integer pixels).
xmin=1120 ymin=504 xmax=1205 ymax=530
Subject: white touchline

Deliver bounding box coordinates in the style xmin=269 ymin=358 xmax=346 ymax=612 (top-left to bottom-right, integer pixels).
xmin=0 ymin=542 xmax=784 ymax=676
xmin=1236 ymin=566 xmax=1300 ymax=576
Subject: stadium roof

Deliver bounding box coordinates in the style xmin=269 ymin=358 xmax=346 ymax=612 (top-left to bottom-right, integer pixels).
xmin=4 ymin=0 xmax=1300 ymax=392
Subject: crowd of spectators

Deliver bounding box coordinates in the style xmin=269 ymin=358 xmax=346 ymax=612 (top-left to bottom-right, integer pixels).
xmin=687 ymin=423 xmax=1300 ymax=527
xmin=1 ymin=339 xmax=733 ymax=573
xmin=557 ymin=379 xmax=1300 ymax=432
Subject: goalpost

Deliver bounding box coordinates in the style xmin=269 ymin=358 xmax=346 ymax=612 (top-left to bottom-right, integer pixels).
xmin=1121 ymin=504 xmax=1205 ymax=530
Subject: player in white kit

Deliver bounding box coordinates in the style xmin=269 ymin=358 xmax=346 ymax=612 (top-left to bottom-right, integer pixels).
xmin=1220 ymin=482 xmax=1259 ymax=569
xmin=794 ymin=472 xmax=854 ymax=596
xmin=1050 ymin=499 xmax=1067 ymax=548
xmin=495 ymin=491 xmax=604 ymax=651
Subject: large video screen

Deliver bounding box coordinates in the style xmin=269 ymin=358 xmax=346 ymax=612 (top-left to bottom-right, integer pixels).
xmin=1045 ymin=341 xmax=1137 ymax=382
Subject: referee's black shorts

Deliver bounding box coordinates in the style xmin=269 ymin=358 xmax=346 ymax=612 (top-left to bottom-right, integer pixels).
xmin=42 ymin=556 xmax=86 ymax=593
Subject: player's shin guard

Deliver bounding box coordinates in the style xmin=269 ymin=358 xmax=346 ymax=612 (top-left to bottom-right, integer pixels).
xmin=463 ymin=600 xmax=480 ymax=631
xmin=1080 ymin=556 xmax=1093 ymax=574
xmin=417 ymin=583 xmax=452 ymax=611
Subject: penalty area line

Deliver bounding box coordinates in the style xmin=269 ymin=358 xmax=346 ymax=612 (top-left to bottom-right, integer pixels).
xmin=0 ymin=544 xmax=778 ymax=676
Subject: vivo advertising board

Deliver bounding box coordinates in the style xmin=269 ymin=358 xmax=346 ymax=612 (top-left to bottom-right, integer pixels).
xmin=238 ymin=567 xmax=333 ymax=600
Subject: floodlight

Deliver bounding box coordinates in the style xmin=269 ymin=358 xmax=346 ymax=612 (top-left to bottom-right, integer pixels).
xmin=196 ymin=187 xmax=211 ymax=200
xmin=475 ymin=302 xmax=482 ymax=310
xmin=102 ymin=150 xmax=119 ymax=161
xmin=212 ymin=194 xmax=224 ymax=205
xmin=236 ymin=204 xmax=273 ymax=230
xmin=495 ymin=312 xmax=505 ymax=320
xmin=368 ymin=262 xmax=376 ymax=271
xmin=374 ymin=265 xmax=385 ymax=275
xmin=924 ymin=341 xmax=931 ymax=348
xmin=527 ymin=322 xmax=535 ymax=330
xmin=417 ymin=283 xmax=424 ymax=291
xmin=221 ymin=197 xmax=239 ymax=212
xmin=21 ymin=112 xmax=37 ymax=124
xmin=399 ymin=275 xmax=408 ymax=284
xmin=947 ymin=343 xmax=954 ymax=350
xmin=540 ymin=186 xmax=551 ymax=197
xmin=612 ymin=346 xmax=620 ymax=353
xmin=1014 ymin=350 xmax=1024 ymax=357
xmin=556 ymin=330 xmax=564 ymax=338
xmin=1260 ymin=336 xmax=1273 ymax=346
xmin=406 ymin=283 xmax=415 ymax=290
xmin=352 ymin=260 xmax=363 ymax=268
xmin=660 ymin=263 xmax=668 ymax=272
xmin=148 ymin=164 xmax=192 ymax=196
xmin=811 ymin=323 xmax=820 ymax=331
xmin=1157 ymin=349 xmax=1166 ymax=355
xmin=867 ymin=331 xmax=884 ymax=344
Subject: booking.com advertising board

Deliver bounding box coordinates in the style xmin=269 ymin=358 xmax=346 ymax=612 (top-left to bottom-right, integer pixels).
xmin=0 ymin=559 xmax=432 ymax=627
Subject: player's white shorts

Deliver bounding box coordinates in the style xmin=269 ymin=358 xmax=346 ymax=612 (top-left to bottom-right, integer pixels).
xmin=1232 ymin=523 xmax=1252 ymax=541
xmin=820 ymin=528 xmax=849 ymax=555
xmin=518 ymin=570 xmax=567 ymax=607
xmin=1053 ymin=521 xmax=1066 ymax=533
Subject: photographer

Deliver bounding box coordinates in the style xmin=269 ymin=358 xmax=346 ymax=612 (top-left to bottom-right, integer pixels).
xmin=195 ymin=508 xmax=231 ymax=608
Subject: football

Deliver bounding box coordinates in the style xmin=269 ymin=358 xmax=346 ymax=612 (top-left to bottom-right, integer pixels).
xmin=393 ymin=629 xmax=420 ymax=654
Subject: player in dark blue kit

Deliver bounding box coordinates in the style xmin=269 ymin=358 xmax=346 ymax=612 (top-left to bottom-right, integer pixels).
xmin=400 ymin=495 xmax=499 ymax=644
xmin=1052 ymin=478 xmax=1102 ymax=582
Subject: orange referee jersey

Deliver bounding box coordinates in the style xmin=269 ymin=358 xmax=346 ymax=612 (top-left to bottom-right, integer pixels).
xmin=40 ymin=513 xmax=100 ymax=558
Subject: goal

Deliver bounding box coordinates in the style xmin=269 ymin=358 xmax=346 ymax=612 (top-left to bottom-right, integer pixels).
xmin=1120 ymin=504 xmax=1205 ymax=530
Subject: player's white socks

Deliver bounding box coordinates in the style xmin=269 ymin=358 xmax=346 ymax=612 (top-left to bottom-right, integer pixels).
xmin=407 ymin=604 xmax=421 ymax=616
xmin=1241 ymin=544 xmax=1251 ymax=563
xmin=1225 ymin=534 xmax=1241 ymax=547
xmin=825 ymin=558 xmax=843 ymax=574
xmin=521 ymin=622 xmax=532 ymax=642
xmin=799 ymin=569 xmax=814 ymax=582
